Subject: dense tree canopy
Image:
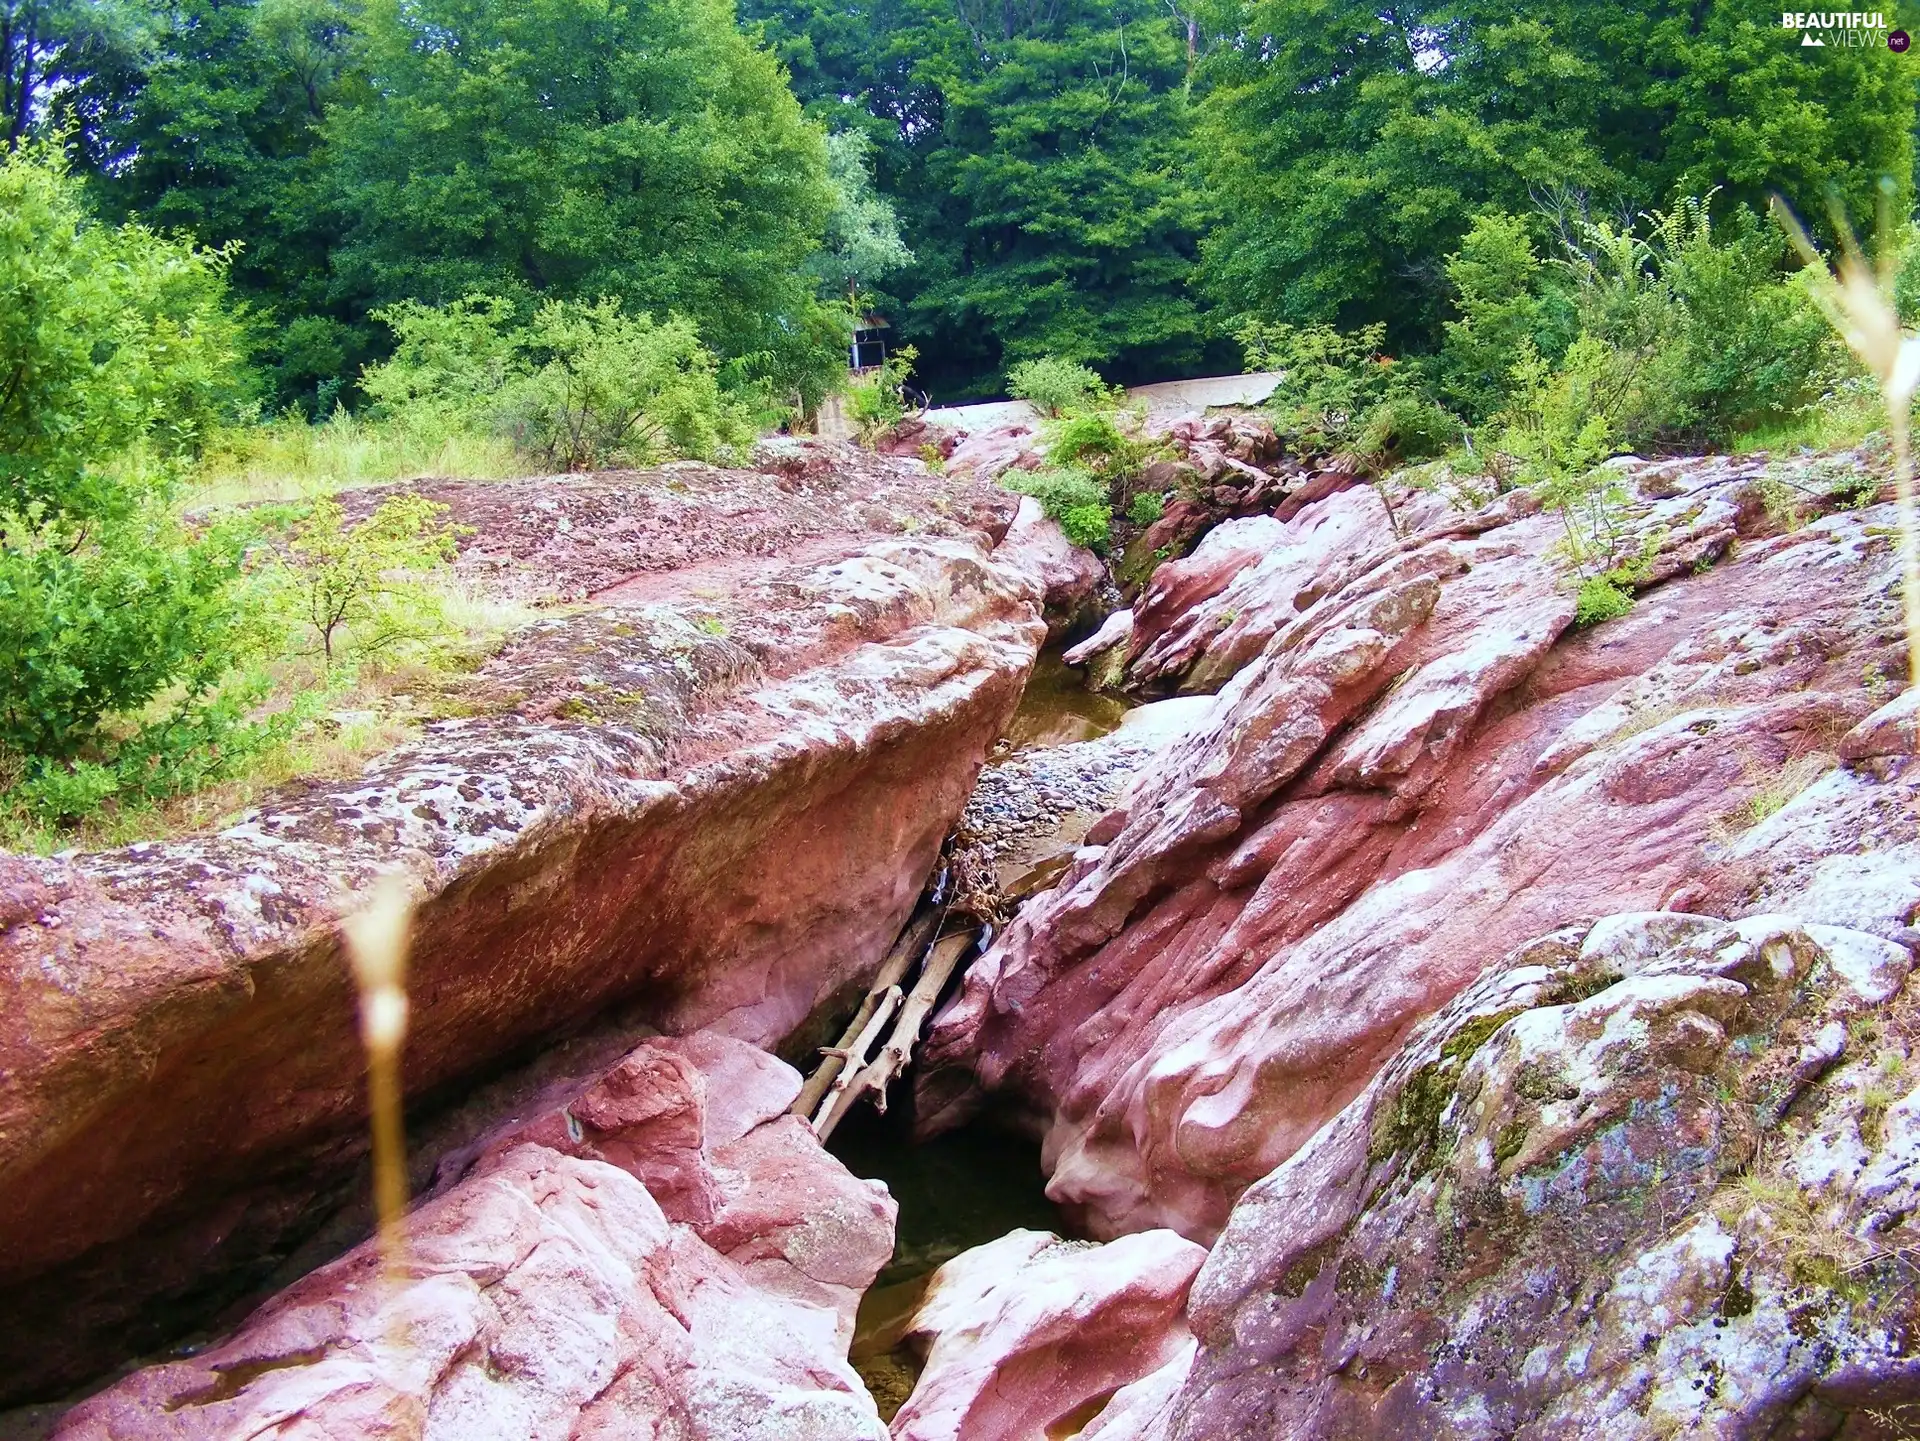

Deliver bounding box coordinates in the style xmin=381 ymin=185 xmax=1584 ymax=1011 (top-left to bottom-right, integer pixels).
xmin=81 ymin=0 xmax=361 ymax=407
xmin=1198 ymin=0 xmax=1917 ymax=342
xmin=748 ymin=0 xmax=1215 ymax=397
xmin=2 ymin=0 xmax=1912 ymax=402
xmin=329 ymin=0 xmax=842 ymax=403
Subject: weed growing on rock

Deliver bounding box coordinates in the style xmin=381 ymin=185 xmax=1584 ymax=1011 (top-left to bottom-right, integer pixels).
xmin=1712 ymin=750 xmax=1837 ymax=839
xmin=1127 ymin=491 xmax=1165 ymax=525
xmin=1575 ymin=576 xmax=1635 ymax=626
xmin=1006 ymin=467 xmax=1113 ymax=552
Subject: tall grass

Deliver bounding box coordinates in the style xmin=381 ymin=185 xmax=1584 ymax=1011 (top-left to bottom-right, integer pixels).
xmin=190 ymin=408 xmax=522 ymax=507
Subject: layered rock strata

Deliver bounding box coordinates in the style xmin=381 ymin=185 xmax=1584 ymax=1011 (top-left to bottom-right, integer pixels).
xmin=889 ymin=1228 xmax=1205 ymax=1441
xmin=924 ymin=451 xmax=1917 ymax=1245
xmin=1086 ymin=911 xmax=1920 ymax=1438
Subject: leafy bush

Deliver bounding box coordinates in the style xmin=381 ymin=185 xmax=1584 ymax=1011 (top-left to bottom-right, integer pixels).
xmin=360 ymin=295 xmax=753 ymax=469
xmin=1 ymin=143 xmax=249 ymax=524
xmin=1562 ymin=197 xmax=1840 ymax=449
xmin=1046 ymin=412 xmax=1151 ymax=482
xmin=1240 ymin=317 xmax=1469 ymax=468
xmin=1895 ymin=220 xmax=1920 ymax=328
xmin=1491 ymin=337 xmax=1631 ymax=574
xmin=1238 ymin=320 xmax=1420 ymax=456
xmin=847 ymin=345 xmax=920 ymax=443
xmin=1004 ymin=468 xmax=1112 ymax=552
xmin=503 ymin=300 xmax=750 ymax=468
xmin=359 ymin=295 xmax=521 ymax=441
xmin=1574 ymin=575 xmax=1635 ymax=626
xmin=1007 ymin=357 xmax=1109 ymax=418
xmin=0 ymin=145 xmax=273 ymax=821
xmin=0 ymin=510 xmax=262 ymax=762
xmin=1127 ymin=491 xmax=1165 ymax=525
xmin=1353 ymin=393 xmax=1459 ymax=468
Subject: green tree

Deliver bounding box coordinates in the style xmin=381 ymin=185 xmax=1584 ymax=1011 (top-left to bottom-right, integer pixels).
xmin=1440 ymin=213 xmax=1571 ymax=421
xmin=914 ymin=3 xmax=1209 ymax=383
xmin=86 ymin=0 xmax=366 ymax=410
xmin=327 ymin=0 xmax=845 ymax=407
xmin=0 ymin=146 xmax=267 ymax=815
xmin=1200 ymin=0 xmax=1916 ymax=346
xmin=810 ymin=128 xmax=913 ymax=297
xmin=0 ymin=142 xmax=247 ymax=522
xmin=745 ymin=0 xmax=1214 ymax=398
xmin=285 ymin=492 xmax=456 ymax=667
xmin=0 ymin=0 xmax=147 ymax=152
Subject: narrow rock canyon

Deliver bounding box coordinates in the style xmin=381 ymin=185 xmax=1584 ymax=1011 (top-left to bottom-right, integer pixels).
xmin=5 ymin=427 xmax=1917 ymax=1440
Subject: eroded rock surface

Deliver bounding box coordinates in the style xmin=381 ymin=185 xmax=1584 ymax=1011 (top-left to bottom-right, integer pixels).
xmin=0 ymin=446 xmax=1071 ymax=1402
xmin=925 ymin=450 xmax=1917 ymax=1244
xmin=56 ymin=1034 xmax=896 ymax=1441
xmin=1094 ymin=913 xmax=1920 ymax=1439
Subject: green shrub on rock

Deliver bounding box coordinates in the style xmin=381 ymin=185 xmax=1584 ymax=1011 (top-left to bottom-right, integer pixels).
xmin=1127 ymin=491 xmax=1166 ymax=525
xmin=1005 ymin=468 xmax=1113 ymax=552
xmin=845 ymin=346 xmax=920 ymax=444
xmin=1007 ymin=357 xmax=1110 ymax=418
xmin=1574 ymin=575 xmax=1635 ymax=626
xmin=1046 ymin=412 xmax=1151 ymax=483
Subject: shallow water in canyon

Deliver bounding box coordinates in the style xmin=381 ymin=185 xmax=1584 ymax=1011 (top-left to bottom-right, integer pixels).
xmin=1003 ymin=649 xmax=1130 ymax=751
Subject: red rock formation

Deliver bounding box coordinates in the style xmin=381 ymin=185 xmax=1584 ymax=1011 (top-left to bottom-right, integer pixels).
xmin=54 ymin=1034 xmax=897 ymax=1440
xmin=923 ymin=452 xmax=1914 ymax=1246
xmin=889 ymin=1228 xmax=1205 ymax=1441
xmin=0 ymin=449 xmax=1093 ymax=1402
xmin=1094 ymin=912 xmax=1920 ymax=1438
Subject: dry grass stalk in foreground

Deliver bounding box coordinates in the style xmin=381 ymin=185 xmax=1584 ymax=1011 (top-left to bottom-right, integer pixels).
xmin=1774 ymin=194 xmax=1920 ymax=687
xmin=342 ymin=874 xmax=414 ymax=1289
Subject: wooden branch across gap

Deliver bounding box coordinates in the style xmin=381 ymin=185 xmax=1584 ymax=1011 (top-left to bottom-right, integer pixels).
xmin=814 ymin=929 xmax=977 ymax=1142
xmin=794 ymin=907 xmax=943 ymax=1120
xmin=811 ymin=985 xmax=903 ymax=1135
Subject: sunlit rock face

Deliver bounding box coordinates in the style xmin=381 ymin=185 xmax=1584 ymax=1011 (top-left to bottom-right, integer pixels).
xmin=55 ymin=1034 xmax=899 ymax=1441
xmin=0 ymin=446 xmax=1092 ymax=1403
xmin=925 ymin=452 xmax=1917 ymax=1245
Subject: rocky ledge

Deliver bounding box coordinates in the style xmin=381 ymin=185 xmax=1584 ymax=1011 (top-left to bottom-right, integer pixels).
xmin=0 ymin=445 xmax=1091 ymax=1404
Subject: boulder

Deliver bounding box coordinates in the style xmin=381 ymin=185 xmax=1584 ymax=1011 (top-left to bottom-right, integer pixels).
xmin=999 ymin=497 xmax=1106 ymax=639
xmin=0 ymin=449 xmax=1065 ymax=1402
xmin=55 ymin=1035 xmax=897 ymax=1440
xmin=889 ymin=1229 xmax=1204 ymax=1441
xmin=1131 ymin=914 xmax=1920 ymax=1439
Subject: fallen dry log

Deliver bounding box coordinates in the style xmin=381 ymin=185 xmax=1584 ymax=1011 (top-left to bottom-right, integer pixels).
xmin=812 ymin=985 xmax=904 ymax=1134
xmin=815 ymin=930 xmax=977 ymax=1140
xmin=794 ymin=905 xmax=945 ymax=1119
